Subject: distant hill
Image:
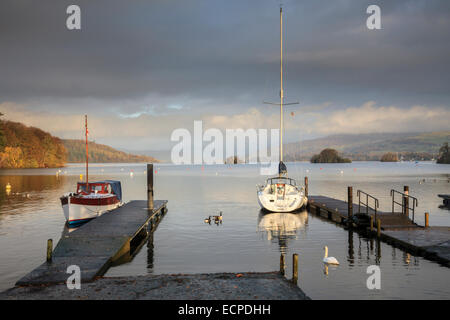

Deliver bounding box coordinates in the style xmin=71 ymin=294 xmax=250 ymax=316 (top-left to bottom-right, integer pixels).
xmin=284 ymin=131 xmax=450 ymax=161
xmin=0 ymin=118 xmax=66 ymax=168
xmin=63 ymin=139 xmax=159 ymax=163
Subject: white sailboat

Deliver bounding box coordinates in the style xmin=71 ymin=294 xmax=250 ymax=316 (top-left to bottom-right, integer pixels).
xmin=257 ymin=6 xmax=308 ymax=213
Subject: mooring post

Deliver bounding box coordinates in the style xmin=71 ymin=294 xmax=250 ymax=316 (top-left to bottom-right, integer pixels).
xmin=147 ymin=163 xmax=154 ymax=210
xmin=46 ymin=239 xmax=53 ymax=263
xmin=377 ymin=219 xmax=381 ymax=238
xmin=304 ymin=176 xmax=308 ymax=198
xmin=292 ymin=253 xmax=298 ymax=285
xmin=347 ymin=186 xmax=353 ymax=222
xmin=403 ymin=186 xmax=409 ymax=216
xmin=280 ymin=254 xmax=285 ymax=275
xmin=425 ymin=212 xmax=429 ymax=228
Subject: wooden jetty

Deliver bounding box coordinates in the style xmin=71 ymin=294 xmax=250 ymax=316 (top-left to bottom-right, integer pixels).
xmin=305 ymin=179 xmax=450 ymax=267
xmin=308 ymin=196 xmax=417 ymax=229
xmin=16 ymin=164 xmax=168 ymax=286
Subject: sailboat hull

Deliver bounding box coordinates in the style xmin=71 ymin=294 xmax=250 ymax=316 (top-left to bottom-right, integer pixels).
xmin=257 ymin=180 xmax=307 ymax=213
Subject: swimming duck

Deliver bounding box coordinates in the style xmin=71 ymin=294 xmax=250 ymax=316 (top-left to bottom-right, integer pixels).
xmin=213 ymin=212 xmax=223 ymax=223
xmin=204 ymin=216 xmax=211 ymax=224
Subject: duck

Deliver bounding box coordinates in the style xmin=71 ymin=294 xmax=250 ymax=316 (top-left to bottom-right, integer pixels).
xmin=204 ymin=216 xmax=211 ymax=224
xmin=323 ymin=246 xmax=339 ymax=265
xmin=213 ymin=211 xmax=223 ymax=223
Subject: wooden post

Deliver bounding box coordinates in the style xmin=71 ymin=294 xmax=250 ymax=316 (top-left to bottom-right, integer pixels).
xmin=292 ymin=253 xmax=298 ymax=284
xmin=403 ymin=186 xmax=409 ymax=216
xmin=147 ymin=163 xmax=154 ymax=210
xmin=377 ymin=219 xmax=381 ymax=237
xmin=280 ymin=254 xmax=285 ymax=275
xmin=347 ymin=186 xmax=353 ymax=220
xmin=46 ymin=239 xmax=53 ymax=263
xmin=425 ymin=212 xmax=429 ymax=228
xmin=304 ymin=177 xmax=308 ymax=198
xmin=370 ymin=215 xmax=374 ymax=232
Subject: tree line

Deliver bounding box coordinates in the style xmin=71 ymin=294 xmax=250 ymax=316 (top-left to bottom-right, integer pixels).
xmin=0 ymin=113 xmax=158 ymax=168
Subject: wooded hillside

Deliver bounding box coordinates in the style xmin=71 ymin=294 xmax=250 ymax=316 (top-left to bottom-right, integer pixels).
xmin=0 ymin=116 xmax=66 ymax=168
xmin=63 ymin=139 xmax=159 ymax=164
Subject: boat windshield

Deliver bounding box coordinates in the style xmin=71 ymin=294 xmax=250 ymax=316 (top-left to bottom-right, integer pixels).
xmin=266 ymin=177 xmax=297 ymax=186
xmin=77 ymin=183 xmax=110 ymax=194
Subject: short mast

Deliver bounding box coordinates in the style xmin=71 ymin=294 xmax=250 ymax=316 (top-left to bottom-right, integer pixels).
xmin=279 ymin=6 xmax=284 ymax=163
xmin=85 ymin=115 xmax=89 ymax=190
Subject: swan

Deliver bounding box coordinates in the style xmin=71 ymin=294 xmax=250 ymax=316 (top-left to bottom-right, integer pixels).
xmin=323 ymin=246 xmax=339 ymax=265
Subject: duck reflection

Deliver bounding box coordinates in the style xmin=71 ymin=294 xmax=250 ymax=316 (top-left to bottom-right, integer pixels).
xmin=258 ymin=210 xmax=308 ymax=255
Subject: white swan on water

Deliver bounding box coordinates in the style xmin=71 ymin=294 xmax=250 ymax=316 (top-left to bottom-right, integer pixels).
xmin=323 ymin=246 xmax=339 ymax=265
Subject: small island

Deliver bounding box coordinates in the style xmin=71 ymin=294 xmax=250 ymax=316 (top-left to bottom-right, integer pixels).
xmin=310 ymin=148 xmax=351 ymax=163
xmin=437 ymin=142 xmax=449 ymax=164
xmin=380 ymin=152 xmax=399 ymax=162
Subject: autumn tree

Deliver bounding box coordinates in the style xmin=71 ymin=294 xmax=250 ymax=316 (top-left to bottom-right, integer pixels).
xmin=0 ymin=120 xmax=66 ymax=168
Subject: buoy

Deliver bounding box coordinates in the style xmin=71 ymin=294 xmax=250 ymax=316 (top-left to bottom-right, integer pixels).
xmin=79 ymin=174 xmax=83 ymax=181
xmin=5 ymin=183 xmax=11 ymax=196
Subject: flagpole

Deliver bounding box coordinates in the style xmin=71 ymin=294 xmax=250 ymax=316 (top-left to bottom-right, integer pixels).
xmin=85 ymin=115 xmax=89 ymax=191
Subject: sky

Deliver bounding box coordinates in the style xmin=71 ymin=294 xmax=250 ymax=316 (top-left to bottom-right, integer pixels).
xmin=1 ymin=0 xmax=450 ymax=151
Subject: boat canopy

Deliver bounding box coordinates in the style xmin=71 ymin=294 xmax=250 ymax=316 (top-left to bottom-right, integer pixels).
xmin=77 ymin=180 xmax=122 ymax=202
xmin=102 ymin=180 xmax=122 ymax=202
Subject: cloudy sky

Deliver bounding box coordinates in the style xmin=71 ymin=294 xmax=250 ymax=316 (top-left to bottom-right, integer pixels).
xmin=1 ymin=0 xmax=449 ymax=151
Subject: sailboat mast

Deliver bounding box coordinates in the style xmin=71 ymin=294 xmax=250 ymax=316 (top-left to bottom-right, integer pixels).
xmin=279 ymin=6 xmax=284 ymax=164
xmin=85 ymin=115 xmax=89 ymax=190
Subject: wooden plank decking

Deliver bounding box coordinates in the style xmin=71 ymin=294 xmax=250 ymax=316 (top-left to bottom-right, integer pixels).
xmin=16 ymin=200 xmax=167 ymax=286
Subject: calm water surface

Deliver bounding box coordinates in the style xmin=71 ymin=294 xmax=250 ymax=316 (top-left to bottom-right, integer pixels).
xmin=0 ymin=162 xmax=449 ymax=299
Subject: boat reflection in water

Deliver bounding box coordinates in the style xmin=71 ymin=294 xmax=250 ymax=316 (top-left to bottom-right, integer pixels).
xmin=257 ymin=210 xmax=308 ymax=255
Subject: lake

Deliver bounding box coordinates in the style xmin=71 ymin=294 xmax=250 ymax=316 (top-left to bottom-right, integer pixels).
xmin=0 ymin=161 xmax=449 ymax=299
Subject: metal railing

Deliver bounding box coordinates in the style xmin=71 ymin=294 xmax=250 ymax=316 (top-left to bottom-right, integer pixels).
xmin=390 ymin=189 xmax=418 ymax=223
xmin=357 ymin=190 xmax=379 ymax=221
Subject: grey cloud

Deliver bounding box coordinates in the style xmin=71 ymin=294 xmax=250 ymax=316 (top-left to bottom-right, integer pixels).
xmin=0 ymin=0 xmax=449 ymax=130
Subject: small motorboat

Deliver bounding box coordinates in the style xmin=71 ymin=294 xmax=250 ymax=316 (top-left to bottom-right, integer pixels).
xmin=60 ymin=115 xmax=122 ymax=227
xmin=60 ymin=180 xmax=122 ymax=227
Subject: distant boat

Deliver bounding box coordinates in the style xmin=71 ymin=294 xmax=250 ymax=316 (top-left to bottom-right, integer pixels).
xmin=60 ymin=115 xmax=122 ymax=227
xmin=256 ymin=7 xmax=307 ymax=213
